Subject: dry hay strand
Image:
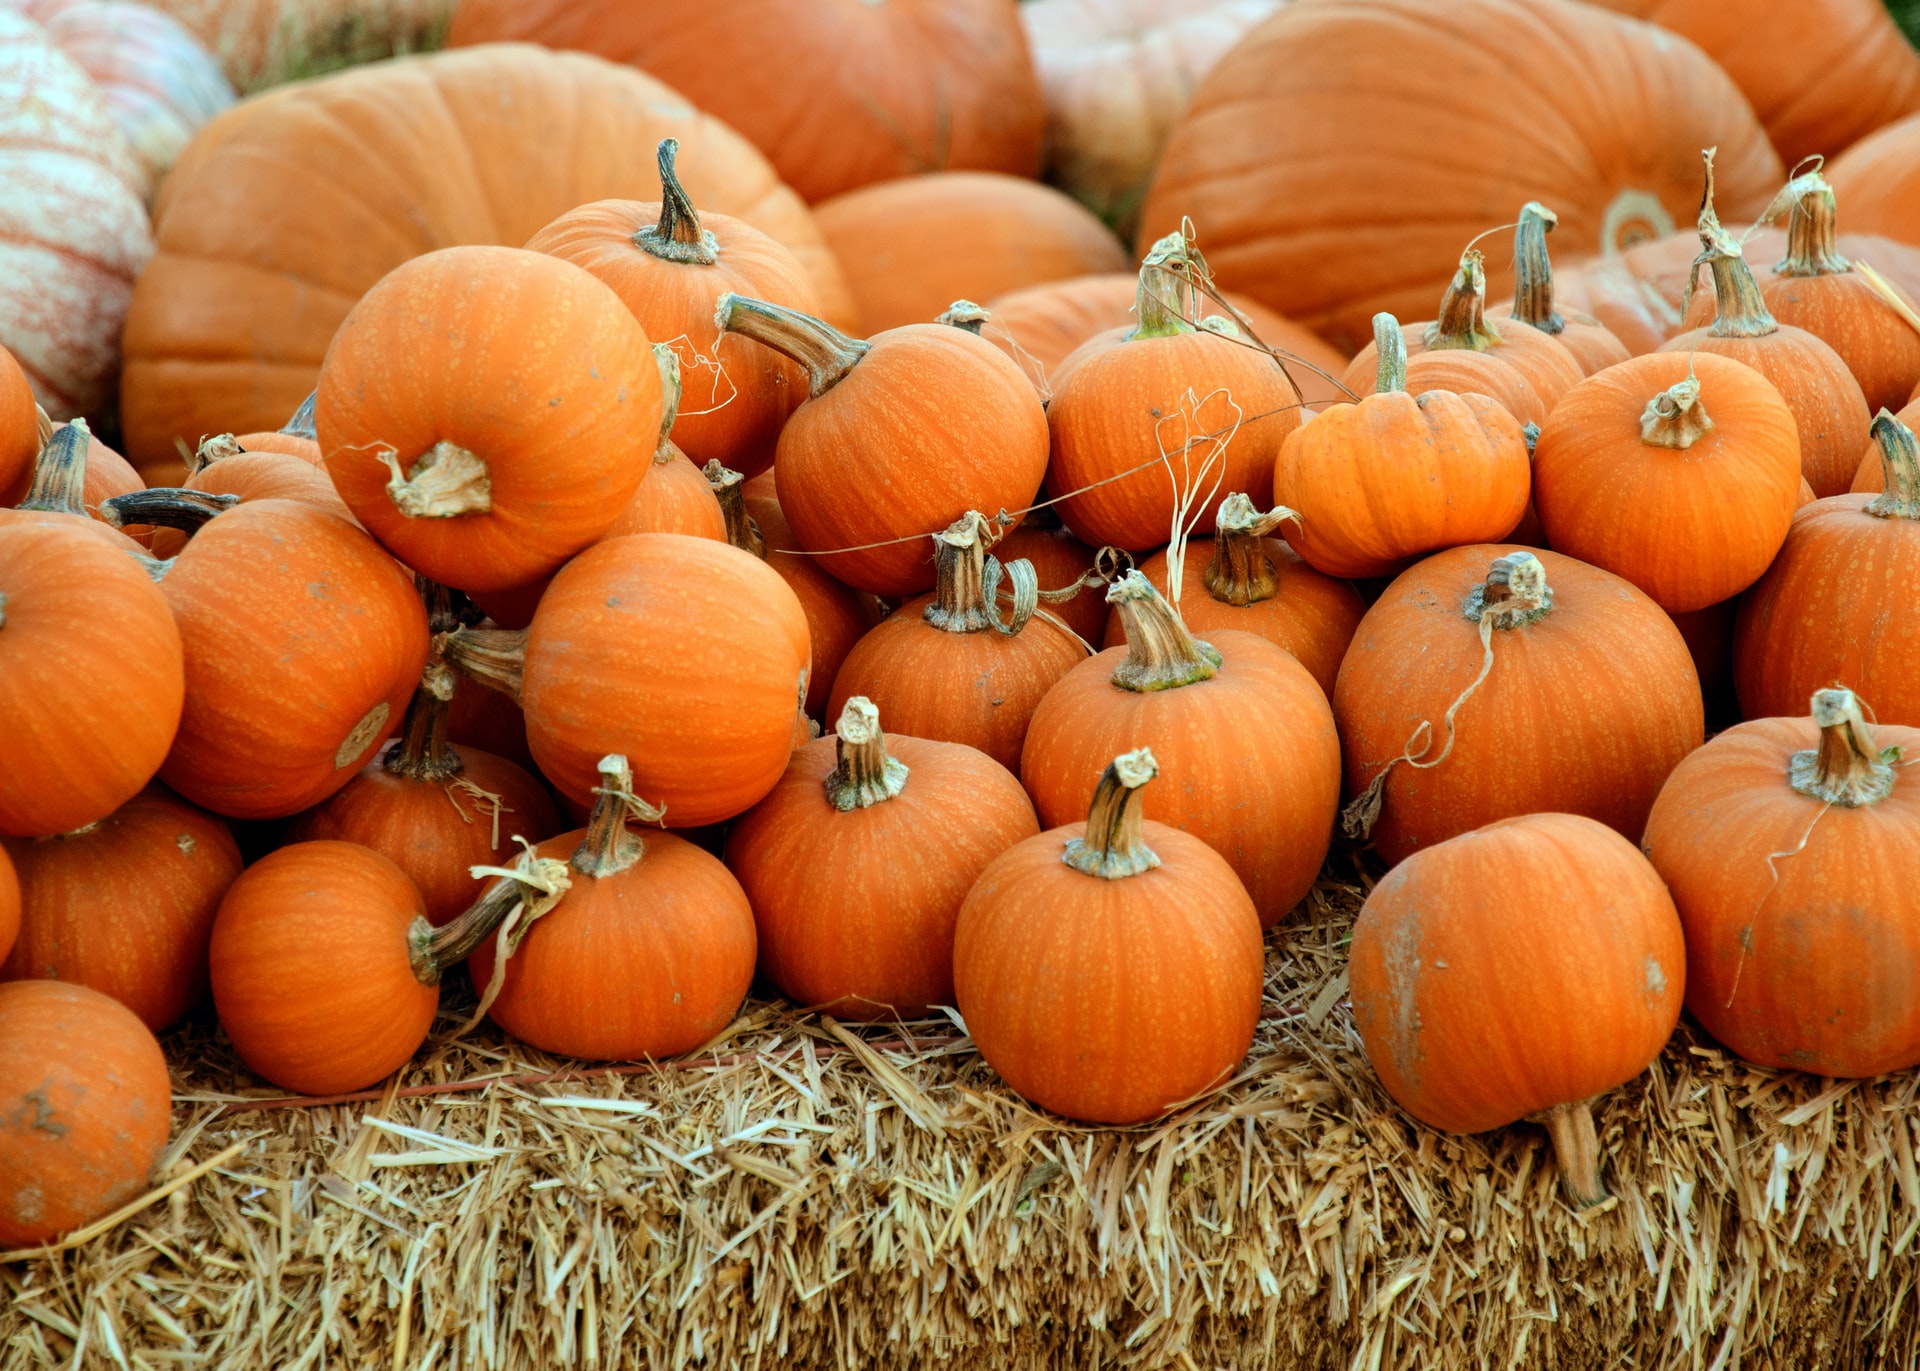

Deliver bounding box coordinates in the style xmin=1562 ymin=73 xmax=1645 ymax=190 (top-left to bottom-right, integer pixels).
xmin=5 ymin=867 xmax=1920 ymax=1370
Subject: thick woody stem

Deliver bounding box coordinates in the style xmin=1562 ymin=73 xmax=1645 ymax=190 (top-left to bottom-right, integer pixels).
xmin=572 ymin=754 xmax=666 ymax=878
xmin=1424 ymin=250 xmax=1501 ymax=352
xmin=1133 ymin=232 xmax=1203 ymax=339
xmin=936 ymin=300 xmax=989 ymax=334
xmin=1688 ymin=148 xmax=1779 ymax=339
xmin=653 ymin=344 xmax=683 ymax=458
xmin=406 ymin=851 xmax=571 ymax=982
xmin=1789 ymin=687 xmax=1897 ymax=806
xmin=1062 ymin=748 xmax=1163 ymax=880
xmin=1865 ymin=410 xmax=1920 ymax=520
xmin=437 ymin=627 xmax=527 ymax=705
xmin=1105 ymin=570 xmax=1222 ymax=691
xmin=189 ymin=434 xmax=245 ymax=474
xmin=1639 ymin=366 xmax=1715 ymax=449
xmin=1373 ymin=313 xmax=1408 ymax=393
xmin=1466 ymin=551 xmax=1554 ymax=628
xmin=923 ymin=512 xmax=997 ymax=633
xmin=1509 ymin=201 xmax=1565 ymax=333
xmin=379 ymin=441 xmax=492 ymax=518
xmin=1203 ymin=493 xmax=1299 ymax=606
xmin=383 ymin=664 xmax=463 ymax=782
xmin=716 ymin=294 xmax=870 ymax=398
xmin=823 ymin=697 xmax=910 ymax=810
xmin=18 ymin=419 xmax=90 ymax=515
xmin=1775 ymin=169 xmax=1851 ymax=278
xmin=283 ymin=391 xmax=318 ymax=440
xmin=1536 ymin=1100 xmax=1608 ymax=1208
xmin=634 ymin=138 xmax=719 ymax=265
xmin=705 ymin=459 xmax=765 ymax=557
xmin=98 ymin=488 xmax=238 ymax=533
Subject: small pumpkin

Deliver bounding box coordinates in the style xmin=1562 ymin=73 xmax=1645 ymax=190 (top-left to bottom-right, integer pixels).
xmin=953 ymin=746 xmax=1263 ymax=1124
xmin=186 ymin=432 xmax=354 ymax=521
xmin=1485 ymin=202 xmax=1632 ymax=375
xmin=1350 ymin=811 xmax=1684 ymax=1208
xmin=0 ymin=979 xmax=171 ymax=1248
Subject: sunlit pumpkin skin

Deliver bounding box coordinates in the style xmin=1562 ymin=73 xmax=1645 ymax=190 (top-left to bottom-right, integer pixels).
xmin=717 ymin=296 xmax=1049 ymax=597
xmin=121 ymin=44 xmax=853 ymax=468
xmin=1646 ymin=688 xmax=1920 ymax=1075
xmin=1 ymin=787 xmax=240 ymax=1030
xmin=469 ymin=756 xmax=757 ymax=1061
xmin=1485 ymin=202 xmax=1632 ymax=377
xmin=1106 ymin=494 xmax=1364 ymax=699
xmin=1828 ymin=112 xmax=1920 ymax=248
xmin=1138 ymin=0 xmax=1782 ymax=353
xmin=954 ymin=747 xmax=1263 ymax=1124
xmin=827 ymin=514 xmax=1086 ymax=775
xmin=1023 ymin=572 xmax=1338 ymax=927
xmin=0 ymin=521 xmax=184 ymax=839
xmin=0 ymin=346 xmax=37 ymax=507
xmin=1733 ymin=413 xmax=1920 ymax=727
xmin=1335 ymin=547 xmax=1703 ymax=868
xmin=1276 ymin=316 xmax=1532 ymax=580
xmin=1532 ymin=352 xmax=1801 ymax=614
xmin=188 ymin=438 xmax=353 ymax=520
xmin=0 ymin=980 xmax=170 ymax=1248
xmin=524 ymin=143 xmax=818 ymax=480
xmin=157 ymin=499 xmax=430 ymax=820
xmin=727 ymin=698 xmax=1039 ymax=1020
xmin=1350 ymin=811 xmax=1684 ymax=1205
xmin=989 ymin=518 xmax=1110 ymax=645
xmin=0 ymin=847 xmax=18 ymax=965
xmin=734 ymin=489 xmax=881 ymax=719
xmin=450 ymin=0 xmax=1043 ymax=206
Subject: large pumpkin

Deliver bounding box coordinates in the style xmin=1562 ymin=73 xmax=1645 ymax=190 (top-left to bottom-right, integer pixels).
xmin=119 ymin=43 xmax=853 ymax=468
xmin=446 ymin=0 xmax=1043 ymax=205
xmin=0 ymin=10 xmax=152 ymax=418
xmin=1137 ymin=0 xmax=1782 ymax=353
xmin=1350 ymin=812 xmax=1684 ymax=1207
xmin=1827 ymin=112 xmax=1920 ymax=248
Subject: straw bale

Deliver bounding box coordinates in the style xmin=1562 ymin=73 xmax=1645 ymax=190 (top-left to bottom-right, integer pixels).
xmin=5 ymin=867 xmax=1920 ymax=1369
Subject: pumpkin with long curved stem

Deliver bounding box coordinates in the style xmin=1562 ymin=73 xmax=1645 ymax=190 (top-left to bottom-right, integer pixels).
xmin=1486 ymin=203 xmax=1631 ymax=376
xmin=468 ymin=755 xmax=756 ymax=1061
xmin=1106 ymin=493 xmax=1362 ymax=698
xmin=1276 ymin=315 xmax=1531 ymax=579
xmin=727 ymin=698 xmax=1038 ymax=1020
xmin=1733 ymin=411 xmax=1920 ymax=726
xmin=1350 ymin=811 xmax=1684 ymax=1208
xmin=954 ymin=747 xmax=1263 ymax=1124
xmin=2 ymin=787 xmax=240 ymax=1030
xmin=1644 ymin=687 xmax=1920 ymax=1076
xmin=1023 ymin=570 xmax=1337 ymax=927
xmin=1335 ymin=548 xmax=1702 ymax=867
xmin=1532 ymin=352 xmax=1801 ymax=614
xmin=828 ymin=512 xmax=1085 ymax=774
xmin=716 ymin=294 xmax=1047 ymax=597
xmin=0 ymin=980 xmax=171 ymax=1248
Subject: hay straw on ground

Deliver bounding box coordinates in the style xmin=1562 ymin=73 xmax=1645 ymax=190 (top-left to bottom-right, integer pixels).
xmin=5 ymin=868 xmax=1919 ymax=1370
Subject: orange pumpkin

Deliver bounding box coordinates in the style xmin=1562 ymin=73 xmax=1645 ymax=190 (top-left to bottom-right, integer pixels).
xmin=1851 ymin=395 xmax=1920 ymax=493
xmin=0 ymin=345 xmax=37 ymax=506
xmin=0 ymin=848 xmax=15 ymax=964
xmin=1828 ymin=111 xmax=1920 ymax=247
xmin=987 ymin=516 xmax=1111 ymax=646
xmin=727 ymin=698 xmax=1039 ymax=1020
xmin=1485 ymin=202 xmax=1632 ymax=376
xmin=953 ymin=746 xmax=1263 ymax=1124
xmin=1350 ymin=811 xmax=1684 ymax=1207
xmin=1023 ymin=570 xmax=1338 ymax=927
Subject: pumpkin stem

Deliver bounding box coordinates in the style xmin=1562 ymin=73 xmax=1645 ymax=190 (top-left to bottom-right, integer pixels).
xmin=572 ymin=754 xmax=667 ymax=878
xmin=1685 ymin=149 xmax=1779 ymax=340
xmin=417 ymin=575 xmax=482 ymax=635
xmin=635 ymin=138 xmax=720 ymax=266
xmin=1106 ymin=569 xmax=1222 ymax=691
xmin=382 ymin=662 xmax=463 ymax=783
xmin=716 ymin=294 xmax=870 ymax=398
xmin=437 ymin=626 xmax=528 ymax=705
xmin=705 ymin=459 xmax=765 ymax=556
xmin=1639 ymin=362 xmax=1715 ymax=449
xmin=189 ymin=433 xmax=245 ymax=475
xmin=1372 ymin=313 xmax=1409 ymax=394
xmin=1509 ymin=202 xmax=1565 ymax=334
xmin=923 ymin=511 xmax=1040 ymax=636
xmin=1132 ymin=233 xmax=1203 ymax=339
xmin=18 ymin=419 xmax=91 ymax=516
xmin=1063 ymin=748 xmax=1163 ymax=880
xmin=409 ymin=846 xmax=573 ymax=983
xmin=824 ymin=697 xmax=910 ymax=810
xmin=1202 ymin=493 xmax=1300 ymax=606
xmin=1424 ymin=249 xmax=1501 ymax=352
xmin=652 ymin=344 xmax=683 ymax=459
xmin=1790 ymin=687 xmax=1898 ymax=807
xmin=284 ymin=390 xmax=318 ymax=440
xmin=1536 ymin=1100 xmax=1608 ymax=1208
xmin=0 ymin=592 xmax=6 ymax=629
xmin=379 ymin=440 xmax=492 ymax=519
xmin=1468 ymin=551 xmax=1554 ymax=627
xmin=936 ymin=300 xmax=989 ymax=335
xmin=1774 ymin=167 xmax=1850 ymax=278
xmin=98 ymin=487 xmax=239 ymax=532
xmin=1865 ymin=410 xmax=1920 ymax=520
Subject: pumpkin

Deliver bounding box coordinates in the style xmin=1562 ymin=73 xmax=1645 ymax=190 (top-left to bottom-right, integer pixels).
xmin=1023 ymin=570 xmax=1339 ymax=927
xmin=120 ymin=44 xmax=854 ymax=468
xmin=726 ymin=697 xmax=1038 ymax=1020
xmin=1660 ymin=156 xmax=1871 ymax=499
xmin=813 ymin=172 xmax=1128 ymax=336
xmin=1276 ymin=315 xmax=1532 ymax=579
xmin=1105 ymin=492 xmax=1363 ymax=699
xmin=441 ymin=534 xmax=811 ymax=826
xmin=1350 ymin=811 xmax=1684 ymax=1208
xmin=0 ymin=979 xmax=171 ymax=1248
xmin=827 ymin=512 xmax=1086 ymax=775
xmin=1644 ymin=687 xmax=1920 ymax=1077
xmin=1485 ymin=202 xmax=1632 ymax=376
xmin=1020 ymin=0 xmax=1285 ymax=234
xmin=1852 ymin=395 xmax=1920 ymax=493
xmin=1732 ymin=411 xmax=1920 ymax=726
xmin=136 ymin=0 xmax=448 ymax=90
xmin=1827 ymin=111 xmax=1920 ymax=248
xmin=1335 ymin=548 xmax=1703 ymax=868
xmin=1531 ymin=352 xmax=1801 ymax=614
xmin=0 ymin=346 xmax=35 ymax=506
xmin=980 ymin=271 xmax=1349 ymax=408
xmin=525 ymin=140 xmax=817 ymax=480
xmin=2 ymin=420 xmax=152 ymax=558
xmin=0 ymin=11 xmax=152 ymax=418
xmin=185 ymin=436 xmax=357 ymax=522
xmin=288 ymin=666 xmax=563 ymax=928
xmin=445 ymin=654 xmax=537 ymax=775
xmin=2 ymin=786 xmax=240 ymax=1029
xmin=1137 ymin=0 xmax=1782 ymax=353
xmin=468 ymin=755 xmax=757 ymax=1062
xmin=156 ymin=499 xmax=431 ymax=819
xmin=716 ymin=294 xmax=1048 ymax=597
xmin=0 ymin=847 xmax=17 ymax=964
xmin=209 ymin=839 xmax=552 ymax=1094
xmin=953 ymin=746 xmax=1263 ymax=1124
xmin=230 ymin=391 xmax=319 ymax=463
xmin=1046 ymin=234 xmax=1303 ymax=552
xmin=446 ymin=0 xmax=1043 ymax=205
xmin=987 ymin=516 xmax=1112 ymax=646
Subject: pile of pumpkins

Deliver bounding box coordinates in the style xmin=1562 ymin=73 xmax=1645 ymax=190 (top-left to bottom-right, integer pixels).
xmin=7 ymin=0 xmax=1920 ymax=1250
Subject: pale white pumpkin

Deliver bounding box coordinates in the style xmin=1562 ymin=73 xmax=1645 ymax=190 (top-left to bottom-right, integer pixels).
xmin=137 ymin=0 xmax=452 ymax=90
xmin=0 ymin=9 xmax=151 ymax=417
